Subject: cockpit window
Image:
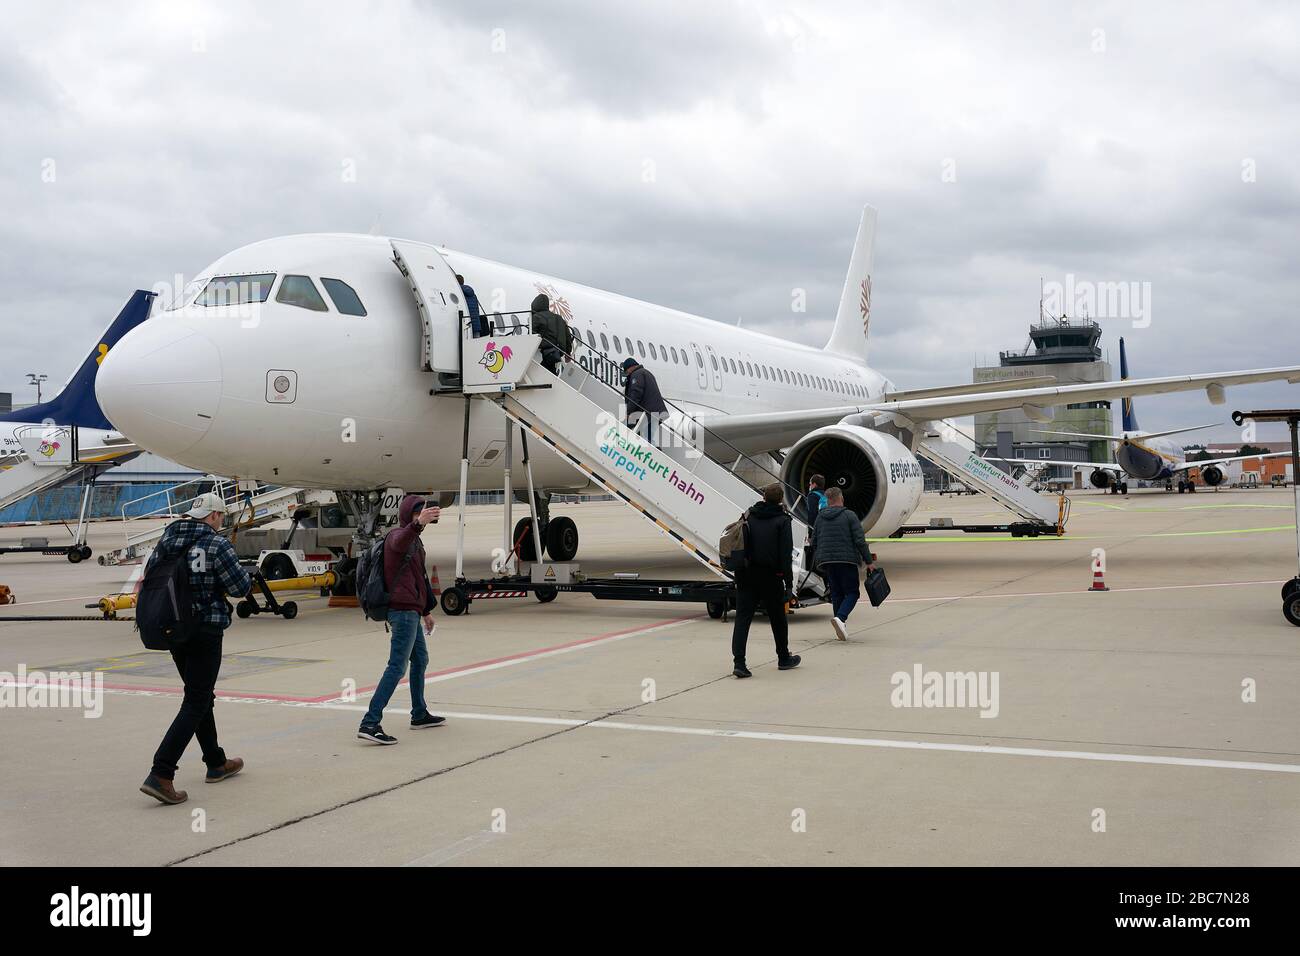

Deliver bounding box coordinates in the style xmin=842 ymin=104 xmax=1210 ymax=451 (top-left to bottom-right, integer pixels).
xmin=196 ymin=274 xmax=276 ymax=307
xmin=321 ymin=278 xmax=367 ymax=316
xmin=276 ymin=275 xmax=328 ymax=312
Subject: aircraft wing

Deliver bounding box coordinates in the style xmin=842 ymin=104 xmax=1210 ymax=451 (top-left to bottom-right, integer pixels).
xmin=859 ymin=365 xmax=1300 ymax=425
xmin=982 ymin=456 xmax=1116 ymax=472
xmin=1173 ymin=450 xmax=1294 ymax=474
xmin=696 ymin=364 xmax=1300 ymax=456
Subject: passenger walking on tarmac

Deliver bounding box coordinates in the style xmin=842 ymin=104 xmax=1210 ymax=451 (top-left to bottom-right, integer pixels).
xmin=530 ymin=293 xmax=574 ymax=375
xmin=357 ymin=494 xmax=445 ymax=745
xmin=140 ymin=492 xmax=251 ymax=805
xmin=456 ymin=274 xmax=486 ymax=338
xmin=621 ymin=356 xmax=667 ymax=445
xmin=731 ymin=483 xmax=801 ymax=678
xmin=811 ymin=486 xmax=875 ymax=642
xmin=802 ymin=473 xmax=828 ymax=527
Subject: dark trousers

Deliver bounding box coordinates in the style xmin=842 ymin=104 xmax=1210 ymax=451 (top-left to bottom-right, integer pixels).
xmin=824 ymin=563 xmax=861 ymax=622
xmin=731 ymin=569 xmax=790 ymax=666
xmin=541 ymin=344 xmax=562 ymax=374
xmin=152 ymin=627 xmax=227 ymax=778
xmin=631 ymin=411 xmax=658 ymax=446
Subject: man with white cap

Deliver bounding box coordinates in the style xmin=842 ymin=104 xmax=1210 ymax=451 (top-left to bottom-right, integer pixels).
xmin=139 ymin=491 xmax=251 ymax=805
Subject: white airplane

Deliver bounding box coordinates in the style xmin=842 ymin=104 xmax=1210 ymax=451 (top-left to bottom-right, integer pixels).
xmin=997 ymin=337 xmax=1294 ymax=494
xmin=90 ymin=206 xmax=1300 ymax=559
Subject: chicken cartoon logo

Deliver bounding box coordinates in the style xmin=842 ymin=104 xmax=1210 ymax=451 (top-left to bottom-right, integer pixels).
xmin=37 ymin=438 xmax=61 ymax=458
xmin=479 ymin=341 xmax=514 ymax=378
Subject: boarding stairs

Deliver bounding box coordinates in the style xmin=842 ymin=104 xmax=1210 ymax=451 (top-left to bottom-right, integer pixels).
xmin=0 ymin=427 xmax=139 ymax=512
xmin=461 ymin=333 xmax=823 ymax=593
xmin=917 ymin=430 xmax=1064 ymax=527
xmin=99 ymin=478 xmax=320 ymax=565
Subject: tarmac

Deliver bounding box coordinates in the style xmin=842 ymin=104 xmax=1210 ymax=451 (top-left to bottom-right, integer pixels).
xmin=1 ymin=487 xmax=1298 ymax=866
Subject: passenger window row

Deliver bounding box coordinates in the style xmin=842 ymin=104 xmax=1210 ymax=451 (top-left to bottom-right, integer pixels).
xmin=573 ymin=325 xmax=869 ymax=398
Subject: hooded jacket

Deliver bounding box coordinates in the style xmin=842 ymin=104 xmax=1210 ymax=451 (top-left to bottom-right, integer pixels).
xmin=624 ymin=364 xmax=667 ymax=415
xmin=383 ymin=494 xmax=436 ymax=614
xmin=530 ymin=294 xmax=575 ymax=355
xmin=811 ymin=505 xmax=874 ymax=568
xmin=743 ymin=500 xmax=793 ymax=580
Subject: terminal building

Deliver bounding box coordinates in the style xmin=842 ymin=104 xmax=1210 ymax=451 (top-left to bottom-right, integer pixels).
xmin=972 ymin=315 xmax=1114 ymax=484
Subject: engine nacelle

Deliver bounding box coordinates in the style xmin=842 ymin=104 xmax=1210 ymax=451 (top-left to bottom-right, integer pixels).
xmin=1201 ymin=465 xmax=1226 ymax=487
xmin=1089 ymin=468 xmax=1114 ymax=489
xmin=781 ymin=424 xmax=924 ymax=536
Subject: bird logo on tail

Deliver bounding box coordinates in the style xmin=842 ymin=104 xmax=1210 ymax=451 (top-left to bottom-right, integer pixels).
xmin=859 ymin=275 xmax=872 ymax=335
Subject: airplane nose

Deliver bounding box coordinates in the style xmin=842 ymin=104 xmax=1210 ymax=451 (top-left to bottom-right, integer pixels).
xmin=96 ymin=321 xmax=222 ymax=457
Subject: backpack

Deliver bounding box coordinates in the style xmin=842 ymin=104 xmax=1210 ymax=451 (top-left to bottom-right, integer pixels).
xmin=719 ymin=511 xmax=750 ymax=573
xmin=356 ymin=532 xmax=419 ymax=622
xmin=135 ymin=548 xmax=198 ymax=650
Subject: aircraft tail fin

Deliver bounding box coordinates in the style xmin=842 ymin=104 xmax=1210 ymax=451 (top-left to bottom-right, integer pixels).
xmin=1119 ymin=336 xmax=1140 ymax=432
xmin=7 ymin=290 xmax=155 ymax=431
xmin=826 ymin=204 xmax=876 ymax=363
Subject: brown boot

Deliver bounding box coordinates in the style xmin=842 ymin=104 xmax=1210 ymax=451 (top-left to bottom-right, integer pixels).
xmin=205 ymin=757 xmax=244 ymax=783
xmin=140 ymin=774 xmax=188 ymax=805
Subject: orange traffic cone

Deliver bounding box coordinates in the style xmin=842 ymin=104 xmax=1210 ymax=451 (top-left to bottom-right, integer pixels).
xmin=1089 ymin=567 xmax=1109 ymax=592
xmin=429 ymin=565 xmax=442 ymax=599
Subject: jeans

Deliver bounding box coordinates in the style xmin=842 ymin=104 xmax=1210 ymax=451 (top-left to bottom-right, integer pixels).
xmin=731 ymin=569 xmax=790 ymax=666
xmin=362 ymin=610 xmax=430 ymax=727
xmin=824 ymin=563 xmax=861 ymax=622
xmin=152 ymin=626 xmax=227 ymax=778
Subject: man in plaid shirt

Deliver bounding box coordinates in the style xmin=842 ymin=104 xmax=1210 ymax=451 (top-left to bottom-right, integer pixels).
xmin=140 ymin=493 xmax=252 ymax=806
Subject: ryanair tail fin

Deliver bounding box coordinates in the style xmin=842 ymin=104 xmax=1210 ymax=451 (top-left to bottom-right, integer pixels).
xmin=8 ymin=290 xmax=155 ymax=431
xmin=825 ymin=204 xmax=877 ymax=363
xmin=1119 ymin=336 xmax=1140 ymax=432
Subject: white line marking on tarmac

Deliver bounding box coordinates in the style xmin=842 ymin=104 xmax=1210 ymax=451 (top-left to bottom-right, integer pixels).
xmin=92 ymin=687 xmax=1300 ymax=774
xmin=887 ymin=578 xmax=1283 ymax=605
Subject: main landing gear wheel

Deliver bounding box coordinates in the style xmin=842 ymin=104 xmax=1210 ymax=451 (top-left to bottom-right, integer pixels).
xmin=1120 ymin=483 xmax=1129 ymax=495
xmin=1284 ymin=592 xmax=1300 ymax=628
xmin=441 ymin=586 xmax=469 ymax=616
xmin=534 ymin=586 xmax=558 ymax=604
xmin=513 ymin=517 xmax=541 ymax=562
xmin=545 ymin=516 xmax=579 ymax=561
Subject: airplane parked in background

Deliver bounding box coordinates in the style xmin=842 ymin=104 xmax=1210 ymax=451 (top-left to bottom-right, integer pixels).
xmin=1003 ymin=338 xmax=1292 ymax=494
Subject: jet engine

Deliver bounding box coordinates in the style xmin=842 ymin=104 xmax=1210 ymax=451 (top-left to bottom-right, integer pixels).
xmin=781 ymin=424 xmax=924 ymax=536
xmin=1200 ymin=464 xmax=1226 ymax=487
xmin=1089 ymin=468 xmax=1114 ymax=489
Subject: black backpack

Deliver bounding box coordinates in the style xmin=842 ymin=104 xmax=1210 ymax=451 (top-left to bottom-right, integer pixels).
xmin=136 ymin=548 xmax=198 ymax=650
xmin=356 ymin=533 xmax=419 ymax=622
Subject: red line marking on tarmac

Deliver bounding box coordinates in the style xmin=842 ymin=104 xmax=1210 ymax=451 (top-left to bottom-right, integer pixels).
xmin=95 ymin=613 xmax=702 ymax=704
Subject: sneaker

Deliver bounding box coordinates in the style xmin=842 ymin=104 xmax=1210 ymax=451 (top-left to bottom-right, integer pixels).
xmin=778 ymin=655 xmax=802 ymax=670
xmin=357 ymin=725 xmax=398 ymax=745
xmin=733 ymin=664 xmax=752 ymax=678
xmin=205 ymin=757 xmax=244 ymax=783
xmin=410 ymin=713 xmax=446 ymax=729
xmin=140 ymin=774 xmax=188 ymax=805
xmin=831 ymin=617 xmax=848 ymax=641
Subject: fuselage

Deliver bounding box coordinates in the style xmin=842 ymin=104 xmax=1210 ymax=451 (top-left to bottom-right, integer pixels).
xmin=1114 ymin=432 xmax=1185 ymax=481
xmin=96 ymin=233 xmax=893 ymax=492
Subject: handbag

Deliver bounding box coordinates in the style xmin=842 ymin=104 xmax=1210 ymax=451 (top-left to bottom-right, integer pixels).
xmin=864 ymin=566 xmax=891 ymax=607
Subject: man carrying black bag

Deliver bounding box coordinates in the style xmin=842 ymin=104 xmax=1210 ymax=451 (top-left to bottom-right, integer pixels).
xmin=139 ymin=493 xmax=251 ymax=805
xmin=811 ymin=486 xmax=876 ymax=642
xmin=730 ymin=483 xmax=801 ymax=678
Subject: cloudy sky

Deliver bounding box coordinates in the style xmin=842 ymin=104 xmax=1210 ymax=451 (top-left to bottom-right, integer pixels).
xmin=2 ymin=0 xmax=1297 ymax=441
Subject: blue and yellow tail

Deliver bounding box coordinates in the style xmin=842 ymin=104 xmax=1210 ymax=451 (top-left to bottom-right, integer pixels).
xmin=7 ymin=290 xmax=155 ymax=431
xmin=1119 ymin=337 xmax=1140 ymax=432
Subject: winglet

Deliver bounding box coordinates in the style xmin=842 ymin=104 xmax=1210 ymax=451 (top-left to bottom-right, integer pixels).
xmin=7 ymin=290 xmax=155 ymax=430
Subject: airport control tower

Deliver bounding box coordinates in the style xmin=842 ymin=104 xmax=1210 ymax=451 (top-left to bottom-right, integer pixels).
xmin=972 ymin=314 xmax=1113 ymax=472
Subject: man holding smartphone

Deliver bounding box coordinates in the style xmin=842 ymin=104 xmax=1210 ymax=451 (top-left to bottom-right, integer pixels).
xmin=358 ymin=493 xmax=444 ymax=744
